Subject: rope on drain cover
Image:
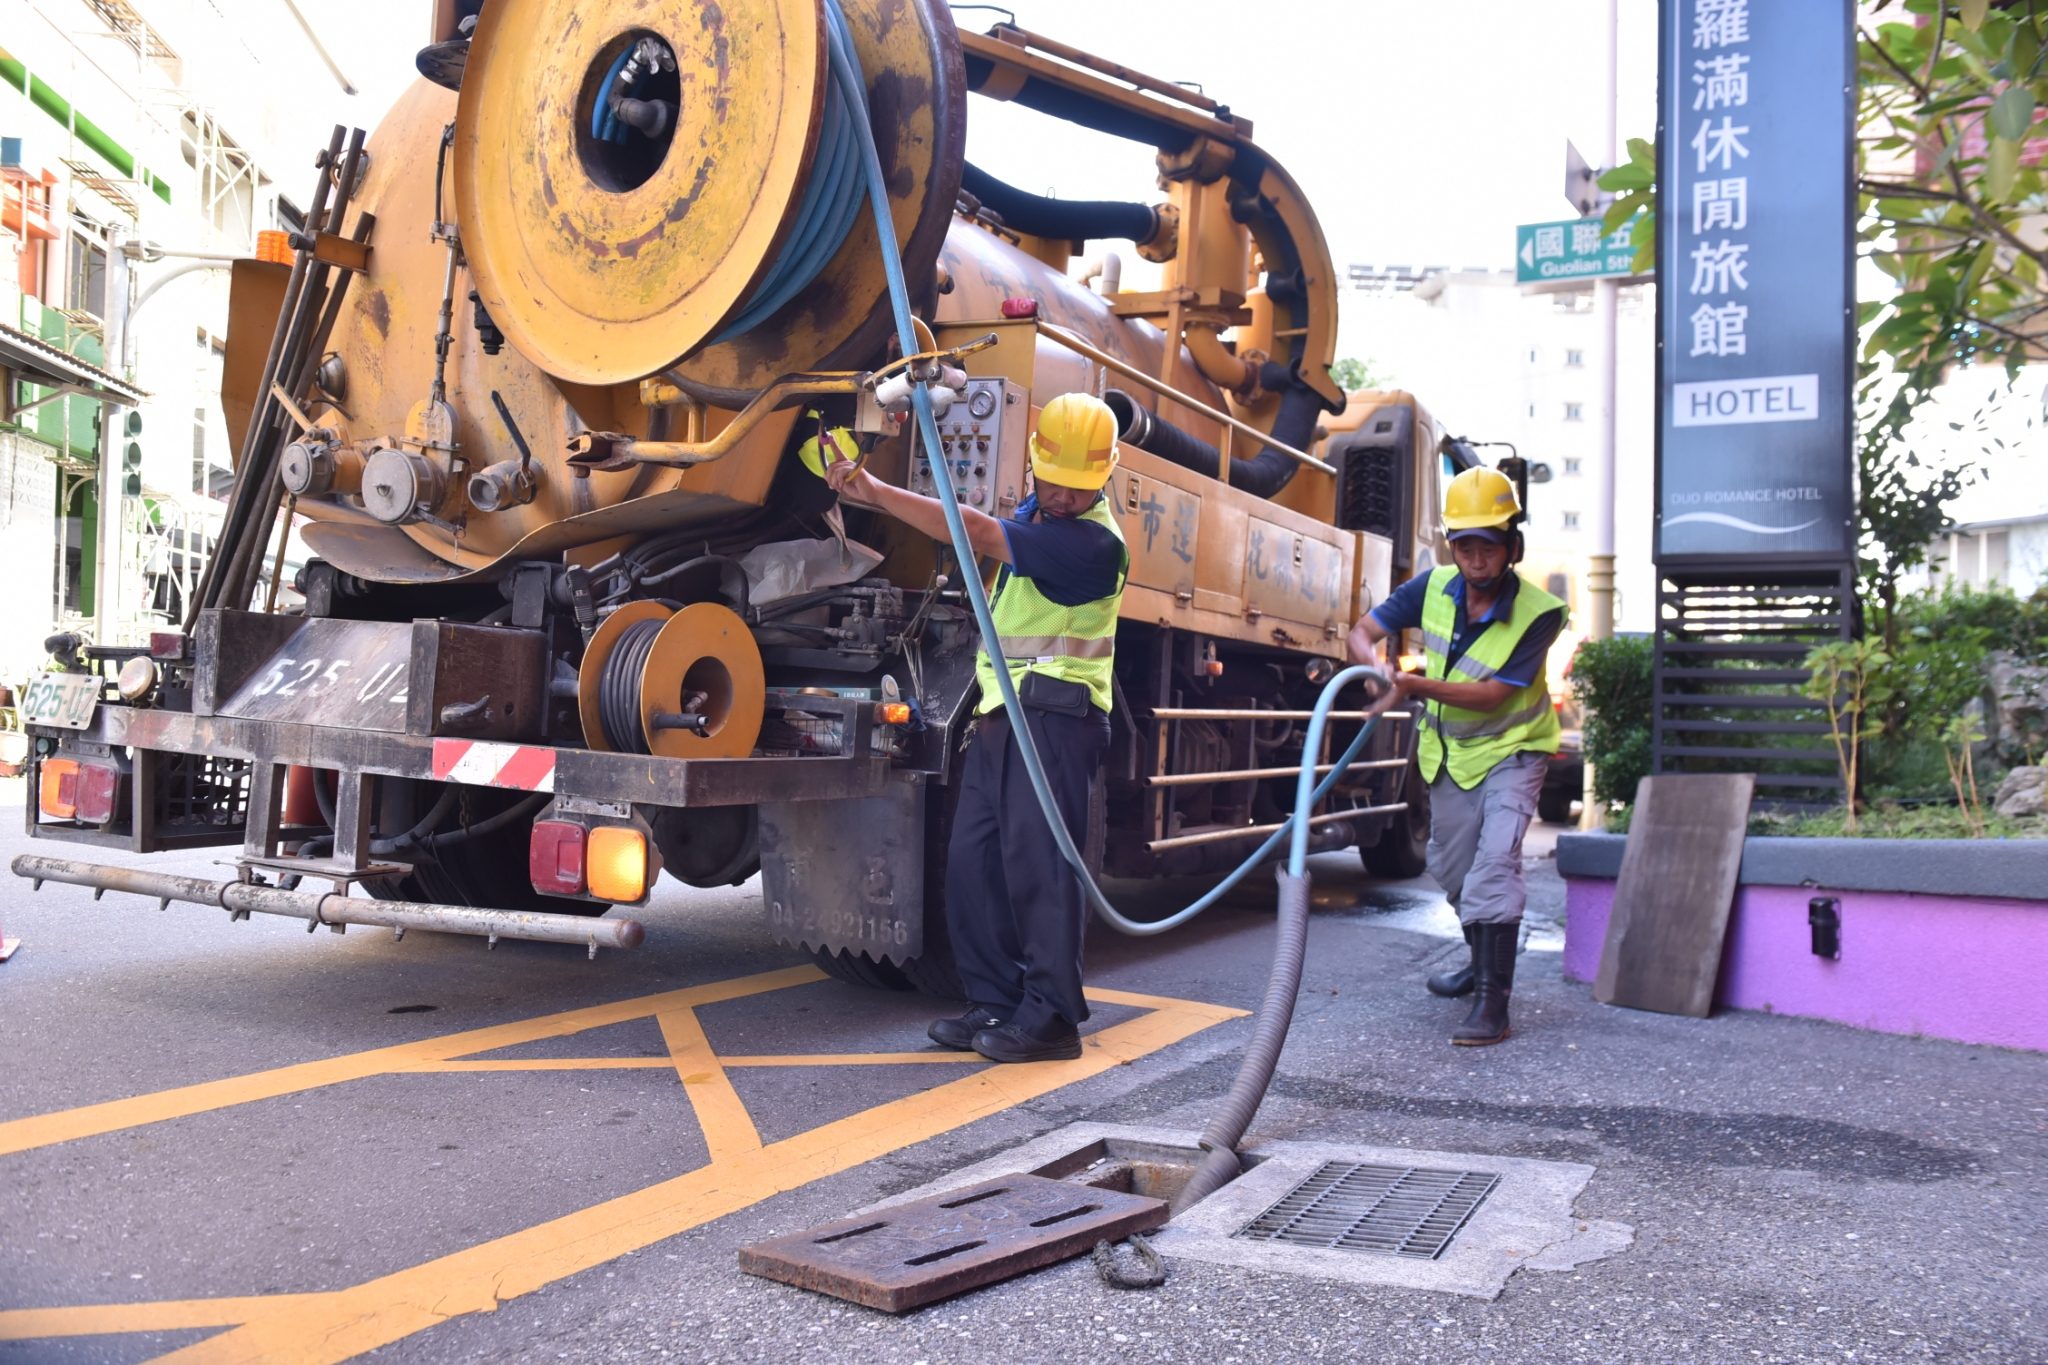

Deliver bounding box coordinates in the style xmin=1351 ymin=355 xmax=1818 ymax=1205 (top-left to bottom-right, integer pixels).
xmin=1093 ymin=1234 xmax=1165 ymax=1290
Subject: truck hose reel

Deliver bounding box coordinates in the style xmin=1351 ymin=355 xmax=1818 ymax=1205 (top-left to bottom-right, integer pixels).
xmin=576 ymin=601 xmax=764 ymax=758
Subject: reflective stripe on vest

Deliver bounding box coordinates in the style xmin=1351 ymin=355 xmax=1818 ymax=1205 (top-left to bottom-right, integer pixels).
xmin=974 ymin=495 xmax=1128 ymax=716
xmin=1419 ymin=628 xmax=1499 ymax=682
xmin=1415 ymin=566 xmax=1566 ymax=790
xmin=994 ymin=633 xmax=1116 ymax=660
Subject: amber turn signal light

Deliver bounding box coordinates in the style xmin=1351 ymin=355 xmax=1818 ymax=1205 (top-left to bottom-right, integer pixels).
xmin=38 ymin=758 xmax=79 ymax=820
xmin=587 ymin=826 xmax=649 ymax=903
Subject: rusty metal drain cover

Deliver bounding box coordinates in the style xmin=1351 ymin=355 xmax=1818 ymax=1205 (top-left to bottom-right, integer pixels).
xmin=739 ymin=1174 xmax=1167 ymax=1312
xmin=1235 ymin=1161 xmax=1499 ymax=1260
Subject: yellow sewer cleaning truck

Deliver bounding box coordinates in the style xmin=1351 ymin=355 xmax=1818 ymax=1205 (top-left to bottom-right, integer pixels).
xmin=17 ymin=0 xmax=1504 ymax=990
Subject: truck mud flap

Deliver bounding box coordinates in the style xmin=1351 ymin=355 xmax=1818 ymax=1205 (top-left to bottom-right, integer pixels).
xmin=758 ymin=782 xmax=926 ymax=965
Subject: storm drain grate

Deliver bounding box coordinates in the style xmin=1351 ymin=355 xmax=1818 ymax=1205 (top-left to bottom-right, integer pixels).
xmin=1234 ymin=1161 xmax=1500 ymax=1259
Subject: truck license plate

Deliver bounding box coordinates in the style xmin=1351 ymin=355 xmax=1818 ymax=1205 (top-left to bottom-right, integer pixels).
xmin=19 ymin=671 xmax=101 ymax=730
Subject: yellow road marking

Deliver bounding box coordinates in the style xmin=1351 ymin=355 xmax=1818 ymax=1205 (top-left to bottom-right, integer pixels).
xmin=655 ymin=1008 xmax=761 ymax=1162
xmin=0 ymin=980 xmax=1247 ymax=1361
xmin=417 ymin=1052 xmax=985 ymax=1072
xmin=0 ymin=965 xmax=823 ymax=1158
xmin=720 ymin=1052 xmax=981 ymax=1067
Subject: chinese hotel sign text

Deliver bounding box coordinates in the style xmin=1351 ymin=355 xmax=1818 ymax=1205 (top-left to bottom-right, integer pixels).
xmin=1656 ymin=0 xmax=1854 ymax=560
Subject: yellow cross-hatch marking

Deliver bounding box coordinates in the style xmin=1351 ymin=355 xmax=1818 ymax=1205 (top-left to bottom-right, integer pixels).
xmin=0 ymin=970 xmax=1245 ymax=1362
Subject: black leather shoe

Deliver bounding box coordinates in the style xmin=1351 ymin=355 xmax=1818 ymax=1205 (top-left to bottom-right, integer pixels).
xmin=928 ymin=1007 xmax=1005 ymax=1051
xmin=971 ymin=1021 xmax=1082 ymax=1063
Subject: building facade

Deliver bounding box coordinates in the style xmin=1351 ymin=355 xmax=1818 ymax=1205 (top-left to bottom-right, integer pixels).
xmin=1 ymin=0 xmax=383 ymax=680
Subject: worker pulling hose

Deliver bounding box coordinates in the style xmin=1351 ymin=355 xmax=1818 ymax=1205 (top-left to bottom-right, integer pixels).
xmin=802 ymin=0 xmax=1399 ymax=1211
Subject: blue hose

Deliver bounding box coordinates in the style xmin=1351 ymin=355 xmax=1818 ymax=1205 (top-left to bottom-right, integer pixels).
xmin=822 ymin=3 xmax=1397 ymax=936
xmin=592 ymin=49 xmax=633 ymax=144
xmin=706 ymin=2 xmax=867 ymax=345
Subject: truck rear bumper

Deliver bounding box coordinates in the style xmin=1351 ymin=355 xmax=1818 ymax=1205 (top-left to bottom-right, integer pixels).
xmin=52 ymin=706 xmax=900 ymax=809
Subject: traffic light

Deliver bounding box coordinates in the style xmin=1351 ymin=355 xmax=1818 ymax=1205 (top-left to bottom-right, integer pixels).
xmin=121 ymin=408 xmax=141 ymax=499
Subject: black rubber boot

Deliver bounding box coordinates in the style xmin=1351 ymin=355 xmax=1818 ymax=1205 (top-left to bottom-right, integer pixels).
xmin=1426 ymin=924 xmax=1480 ymax=997
xmin=1451 ymin=922 xmax=1519 ymax=1046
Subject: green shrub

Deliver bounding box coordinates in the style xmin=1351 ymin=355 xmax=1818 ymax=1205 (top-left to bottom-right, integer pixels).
xmin=1570 ymin=634 xmax=1654 ymax=806
xmin=1890 ymin=583 xmax=2048 ymax=660
xmin=1868 ymin=623 xmax=1992 ymax=800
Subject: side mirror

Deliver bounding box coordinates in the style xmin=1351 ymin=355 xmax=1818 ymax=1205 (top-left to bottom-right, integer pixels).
xmin=1527 ymin=462 xmax=1554 ymax=484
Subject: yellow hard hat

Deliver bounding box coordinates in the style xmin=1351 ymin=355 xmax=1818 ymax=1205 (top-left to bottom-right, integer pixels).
xmin=796 ymin=414 xmax=864 ymax=479
xmin=1028 ymin=393 xmax=1119 ymax=491
xmin=1443 ymin=466 xmax=1522 ymax=532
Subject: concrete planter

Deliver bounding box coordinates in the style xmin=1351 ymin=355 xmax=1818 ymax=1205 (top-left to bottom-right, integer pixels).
xmin=1556 ymin=833 xmax=2048 ymax=1052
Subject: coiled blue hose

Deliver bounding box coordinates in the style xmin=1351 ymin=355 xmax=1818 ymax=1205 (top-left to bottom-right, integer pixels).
xmin=823 ymin=2 xmax=1396 ymax=934
xmin=707 ymin=2 xmax=867 ymax=344
xmin=589 ymin=13 xmax=867 ymax=346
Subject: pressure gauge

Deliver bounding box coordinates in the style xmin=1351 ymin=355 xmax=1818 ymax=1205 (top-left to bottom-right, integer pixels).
xmin=968 ymin=388 xmax=998 ymax=420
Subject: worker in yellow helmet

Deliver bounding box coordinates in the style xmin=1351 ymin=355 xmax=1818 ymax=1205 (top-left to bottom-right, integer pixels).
xmin=826 ymin=392 xmax=1127 ymax=1063
xmin=1346 ymin=465 xmax=1566 ymax=1047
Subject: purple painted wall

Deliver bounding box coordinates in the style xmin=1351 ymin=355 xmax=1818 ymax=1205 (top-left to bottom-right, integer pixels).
xmin=1562 ymin=878 xmax=2048 ymax=1052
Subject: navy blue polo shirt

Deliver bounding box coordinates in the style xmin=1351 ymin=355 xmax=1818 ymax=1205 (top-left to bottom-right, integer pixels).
xmin=998 ymin=493 xmax=1125 ymax=607
xmin=1369 ymin=570 xmax=1564 ymax=688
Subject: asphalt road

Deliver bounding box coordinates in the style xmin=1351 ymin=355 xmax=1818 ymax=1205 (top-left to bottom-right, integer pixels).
xmin=1 ymin=791 xmax=2041 ymax=1364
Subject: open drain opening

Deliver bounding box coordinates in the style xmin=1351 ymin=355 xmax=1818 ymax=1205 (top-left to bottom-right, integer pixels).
xmin=1025 ymin=1135 xmax=1261 ymax=1204
xmin=1235 ymin=1161 xmax=1499 ymax=1260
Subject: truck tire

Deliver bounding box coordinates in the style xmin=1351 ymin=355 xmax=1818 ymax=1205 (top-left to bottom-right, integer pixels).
xmin=810 ymin=947 xmax=911 ymax=990
xmin=1537 ymin=786 xmax=1577 ymax=826
xmin=1361 ymin=759 xmax=1430 ymax=880
xmin=652 ymin=805 xmax=760 ymax=888
xmin=364 ymin=781 xmax=610 ymax=917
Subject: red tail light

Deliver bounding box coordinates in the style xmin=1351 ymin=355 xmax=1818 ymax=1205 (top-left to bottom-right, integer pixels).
xmin=74 ymin=762 xmax=122 ymax=823
xmin=529 ymin=820 xmax=588 ymax=896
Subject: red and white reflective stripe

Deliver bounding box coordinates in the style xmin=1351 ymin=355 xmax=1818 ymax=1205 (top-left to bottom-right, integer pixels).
xmin=430 ymin=739 xmax=557 ymax=792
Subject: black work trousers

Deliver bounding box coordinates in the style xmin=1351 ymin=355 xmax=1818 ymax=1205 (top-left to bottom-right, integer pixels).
xmin=944 ymin=705 xmax=1109 ymax=1038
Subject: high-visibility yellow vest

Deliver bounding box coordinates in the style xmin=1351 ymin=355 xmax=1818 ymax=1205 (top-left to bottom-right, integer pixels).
xmin=974 ymin=494 xmax=1128 ymax=715
xmin=1415 ymin=566 xmax=1565 ymax=789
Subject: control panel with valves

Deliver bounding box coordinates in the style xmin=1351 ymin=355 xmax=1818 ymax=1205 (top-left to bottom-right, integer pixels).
xmin=906 ymin=377 xmax=1029 ymax=516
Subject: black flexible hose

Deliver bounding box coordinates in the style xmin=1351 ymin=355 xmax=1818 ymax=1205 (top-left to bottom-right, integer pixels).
xmin=1168 ymin=867 xmax=1310 ymax=1216
xmin=960 ymin=163 xmax=1159 ymax=245
xmin=411 ymin=791 xmax=550 ymax=850
xmin=292 ymin=789 xmax=548 ymax=862
xmin=1103 ymin=387 xmax=1320 ymax=498
xmin=295 ymin=780 xmax=462 ymax=861
xmin=599 ymin=618 xmax=663 ymax=754
xmin=636 ymin=553 xmax=751 ymax=617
